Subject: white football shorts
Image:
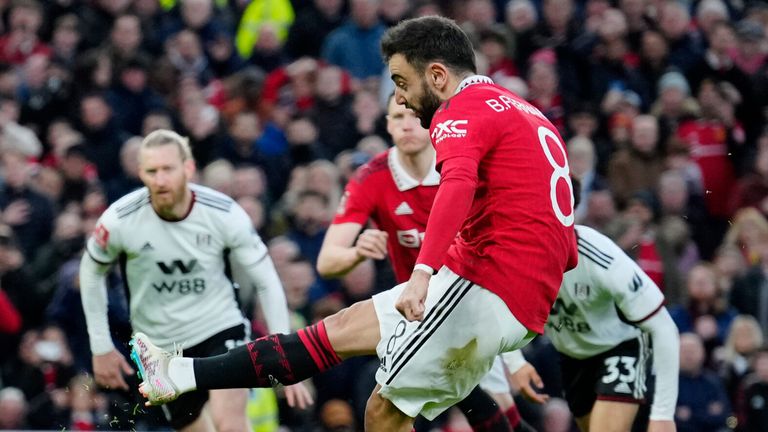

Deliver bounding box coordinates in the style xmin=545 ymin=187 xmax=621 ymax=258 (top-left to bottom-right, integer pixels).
xmin=373 ymin=266 xmax=534 ymax=420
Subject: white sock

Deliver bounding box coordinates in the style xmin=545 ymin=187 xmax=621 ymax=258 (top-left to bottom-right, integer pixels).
xmin=168 ymin=357 xmax=197 ymax=393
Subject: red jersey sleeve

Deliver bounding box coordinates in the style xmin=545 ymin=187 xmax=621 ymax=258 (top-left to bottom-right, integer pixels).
xmin=416 ymin=102 xmax=496 ymax=271
xmin=333 ymin=170 xmax=375 ymax=226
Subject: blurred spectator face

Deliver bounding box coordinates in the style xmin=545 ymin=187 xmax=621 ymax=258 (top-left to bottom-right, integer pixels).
xmin=181 ymin=0 xmax=213 ymax=30
xmin=506 ymin=0 xmax=537 ymax=32
xmin=619 ymin=0 xmax=646 ymax=21
xmin=386 ymin=96 xmax=430 ymax=157
xmin=23 ymin=54 xmax=48 ymax=88
xmin=465 ymin=0 xmax=496 ymax=29
xmin=120 ymin=66 xmax=147 ymax=93
xmin=586 ymin=190 xmax=616 ymax=226
xmin=111 ymin=15 xmax=142 ymax=54
xmin=31 ymin=167 xmax=63 ymax=201
xmin=543 ymin=0 xmax=574 ymax=30
xmin=0 ymin=68 xmax=19 ymax=98
xmin=315 ymin=66 xmax=343 ymax=102
xmin=230 ymin=112 xmax=261 ymax=144
xmin=730 ymin=318 xmax=763 ymax=355
xmin=687 ymin=265 xmax=717 ymax=302
xmin=696 ymin=0 xmax=728 ymax=36
xmin=598 ymin=8 xmax=628 ymax=41
xmin=292 ymin=192 xmax=330 ymax=235
xmin=92 ymin=55 xmax=113 ymax=89
xmin=307 ymin=161 xmax=340 ymax=198
xmin=97 ymin=0 xmax=131 ymax=15
xmin=714 ymin=245 xmax=745 ymax=280
xmin=201 ymin=159 xmax=234 ymax=196
xmin=60 ymin=149 xmax=88 ymax=180
xmin=0 ymin=98 xmax=20 ymax=124
xmin=630 ymin=115 xmax=658 ymax=154
xmin=660 ymin=2 xmax=689 ymax=40
xmin=280 ymin=260 xmax=314 ymax=310
xmin=480 ymin=36 xmax=507 ymax=67
xmin=380 ymin=0 xmax=408 ymax=23
xmin=254 ymin=24 xmax=281 ymax=52
xmin=80 ymin=95 xmax=112 ymax=130
xmin=353 ymin=90 xmax=382 ymax=123
xmin=0 ymin=388 xmax=26 ymax=430
xmin=9 ymin=2 xmax=42 ymax=35
xmin=173 ymin=30 xmax=204 ymax=62
xmin=679 ymin=333 xmax=705 ymax=375
xmin=357 ymin=135 xmax=388 ymax=156
xmin=233 ymin=166 xmax=266 ymax=199
xmin=351 ymin=0 xmax=380 ymax=29
xmin=658 ymin=171 xmax=688 ymax=213
xmin=569 ymin=111 xmax=598 ymax=137
xmin=53 ymin=211 xmax=83 ymax=240
xmin=286 ymin=117 xmax=318 ymax=145
xmin=1 ymin=152 xmax=31 ymax=189
xmin=120 ymin=137 xmax=142 ymax=178
xmin=134 ymin=0 xmax=160 ymax=17
xmin=640 ymin=30 xmax=668 ymax=63
xmin=237 ymin=196 xmax=265 ymax=231
xmin=142 ymin=112 xmax=173 ymax=136
xmin=38 ymin=325 xmax=73 ymax=365
xmin=268 ymin=236 xmax=300 ymax=268
xmin=52 ymin=15 xmax=80 ymax=55
xmin=315 ymin=0 xmax=343 ymax=17
xmin=527 ymin=62 xmax=558 ymax=97
xmin=566 ymin=137 xmax=595 ymax=178
xmin=708 ymin=23 xmax=736 ymax=54
xmin=755 ymin=351 xmax=768 ymax=382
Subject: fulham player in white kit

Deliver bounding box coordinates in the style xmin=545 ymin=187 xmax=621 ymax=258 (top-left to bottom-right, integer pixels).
xmin=508 ymin=222 xmax=680 ymax=432
xmin=79 ymin=130 xmax=311 ymax=431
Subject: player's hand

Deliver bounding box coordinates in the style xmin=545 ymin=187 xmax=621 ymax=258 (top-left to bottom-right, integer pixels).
xmin=355 ymin=229 xmax=388 ymax=260
xmin=92 ymin=350 xmax=133 ymax=391
xmin=284 ymin=382 xmax=314 ymax=410
xmin=508 ymin=362 xmax=548 ymax=404
xmin=647 ymin=420 xmax=676 ymax=432
xmin=396 ymin=270 xmax=429 ymax=321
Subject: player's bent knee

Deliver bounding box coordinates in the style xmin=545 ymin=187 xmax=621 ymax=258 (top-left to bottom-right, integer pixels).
xmin=325 ymin=300 xmax=380 ymax=357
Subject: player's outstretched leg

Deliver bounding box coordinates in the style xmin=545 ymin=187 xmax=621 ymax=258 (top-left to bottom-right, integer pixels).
xmin=131 ymin=300 xmax=381 ymax=405
xmin=456 ymin=386 xmax=512 ymax=432
xmin=131 ymin=321 xmax=342 ymax=405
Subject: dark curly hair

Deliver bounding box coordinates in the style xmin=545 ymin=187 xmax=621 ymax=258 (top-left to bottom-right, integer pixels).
xmin=380 ymin=16 xmax=476 ymax=76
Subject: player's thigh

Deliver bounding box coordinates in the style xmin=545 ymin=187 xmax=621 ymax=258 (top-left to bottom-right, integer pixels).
xmin=208 ymin=388 xmax=249 ymax=432
xmin=589 ymin=400 xmax=639 ymax=432
xmin=325 ymin=299 xmax=381 ymax=358
xmin=374 ymin=267 xmax=532 ymax=420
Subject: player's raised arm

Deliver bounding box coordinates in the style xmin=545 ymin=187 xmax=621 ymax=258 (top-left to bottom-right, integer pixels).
xmin=317 ymin=223 xmax=388 ymax=278
xmin=228 ymin=205 xmax=290 ymax=335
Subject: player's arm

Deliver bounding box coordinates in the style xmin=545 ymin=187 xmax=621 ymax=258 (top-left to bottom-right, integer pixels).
xmin=229 ymin=206 xmax=290 ymax=334
xmin=636 ymin=307 xmax=679 ymax=427
xmin=80 ymin=218 xmax=134 ymax=390
xmin=316 ymin=222 xmax=387 ymax=278
xmin=502 ymin=350 xmax=549 ymax=404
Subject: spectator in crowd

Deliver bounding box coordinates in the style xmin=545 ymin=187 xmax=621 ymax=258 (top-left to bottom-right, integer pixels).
xmin=321 ymin=0 xmax=386 ymax=80
xmin=676 ymin=332 xmax=733 ymax=432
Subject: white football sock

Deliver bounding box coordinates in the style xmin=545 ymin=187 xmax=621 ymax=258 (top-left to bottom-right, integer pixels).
xmin=168 ymin=357 xmax=197 ymax=393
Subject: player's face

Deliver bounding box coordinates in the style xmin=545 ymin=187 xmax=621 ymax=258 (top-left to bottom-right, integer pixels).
xmin=386 ymin=97 xmax=431 ymax=156
xmin=138 ymin=144 xmax=194 ymax=212
xmin=389 ymin=54 xmax=443 ymax=129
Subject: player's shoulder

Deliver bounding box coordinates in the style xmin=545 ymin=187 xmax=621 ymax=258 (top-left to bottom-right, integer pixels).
xmin=575 ymin=225 xmax=621 ymax=271
xmin=436 ymin=83 xmax=544 ymax=124
xmin=110 ymin=187 xmax=151 ymax=220
xmin=352 ymin=150 xmax=390 ymax=184
xmin=191 ymin=183 xmax=235 ymax=213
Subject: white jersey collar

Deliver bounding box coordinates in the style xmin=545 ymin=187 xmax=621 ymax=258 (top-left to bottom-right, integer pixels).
xmin=455 ymin=75 xmax=494 ymax=94
xmin=388 ymin=147 xmax=440 ymax=191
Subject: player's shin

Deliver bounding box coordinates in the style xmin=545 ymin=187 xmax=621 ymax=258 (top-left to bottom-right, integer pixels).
xmin=456 ymin=386 xmax=513 ymax=432
xmin=193 ymin=321 xmax=342 ymax=390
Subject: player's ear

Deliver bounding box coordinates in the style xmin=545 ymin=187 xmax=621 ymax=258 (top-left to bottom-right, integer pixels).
xmin=184 ymin=158 xmax=196 ymax=178
xmin=426 ymin=63 xmax=448 ymax=91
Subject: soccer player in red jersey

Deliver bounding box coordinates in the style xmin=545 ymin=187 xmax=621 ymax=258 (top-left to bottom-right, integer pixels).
xmin=317 ymin=96 xmax=534 ymax=431
xmin=130 ymin=16 xmax=576 ymax=432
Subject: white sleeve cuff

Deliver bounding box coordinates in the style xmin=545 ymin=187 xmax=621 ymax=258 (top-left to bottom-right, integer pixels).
xmin=413 ymin=264 xmax=435 ymax=275
xmin=501 ymin=350 xmax=527 ymax=374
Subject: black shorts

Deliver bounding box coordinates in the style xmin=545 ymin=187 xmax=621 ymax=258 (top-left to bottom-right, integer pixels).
xmin=560 ymin=334 xmax=652 ymax=418
xmin=162 ymin=324 xmax=249 ymax=429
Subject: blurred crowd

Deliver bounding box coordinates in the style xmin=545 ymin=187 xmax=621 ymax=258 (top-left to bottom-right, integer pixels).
xmin=1 ymin=0 xmax=768 ymax=430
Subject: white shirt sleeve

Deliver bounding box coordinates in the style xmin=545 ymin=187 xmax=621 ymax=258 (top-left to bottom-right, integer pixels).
xmin=636 ymin=308 xmax=679 ymax=421
xmin=501 ymin=350 xmax=527 ymax=374
xmin=79 ymin=253 xmax=115 ymax=355
xmin=228 ymin=205 xmax=291 ymax=334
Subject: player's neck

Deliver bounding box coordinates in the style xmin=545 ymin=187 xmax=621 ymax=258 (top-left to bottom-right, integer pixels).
xmin=397 ymin=147 xmax=435 ymax=182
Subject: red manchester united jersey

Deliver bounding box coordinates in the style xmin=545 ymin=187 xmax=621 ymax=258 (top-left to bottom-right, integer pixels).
xmin=334 ymin=148 xmax=439 ymax=283
xmin=417 ymin=75 xmax=578 ymax=334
